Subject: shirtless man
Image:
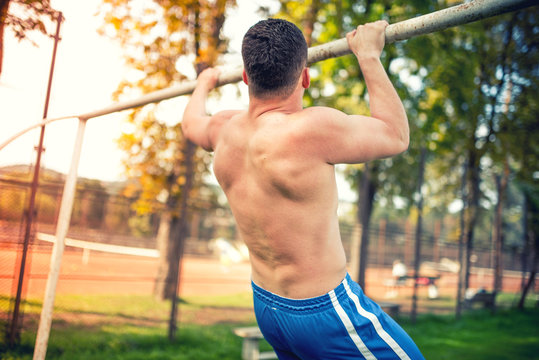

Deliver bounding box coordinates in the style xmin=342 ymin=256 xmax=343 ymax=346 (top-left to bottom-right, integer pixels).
xmin=182 ymin=18 xmax=424 ymax=360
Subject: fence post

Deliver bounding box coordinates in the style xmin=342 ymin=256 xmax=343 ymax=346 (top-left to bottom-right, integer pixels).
xmin=433 ymin=220 xmax=441 ymax=264
xmin=33 ymin=117 xmax=87 ymax=360
xmin=7 ymin=12 xmax=63 ymax=347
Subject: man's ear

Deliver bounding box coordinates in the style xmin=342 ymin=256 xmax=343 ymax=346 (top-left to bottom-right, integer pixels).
xmin=242 ymin=69 xmax=249 ymax=85
xmin=302 ymin=68 xmax=310 ymax=89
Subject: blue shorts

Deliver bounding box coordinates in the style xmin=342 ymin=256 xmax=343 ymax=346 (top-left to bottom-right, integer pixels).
xmin=252 ymin=273 xmax=425 ymax=360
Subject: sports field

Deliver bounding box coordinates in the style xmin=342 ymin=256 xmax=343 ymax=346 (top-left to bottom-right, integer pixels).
xmin=0 ymin=241 xmax=526 ymax=300
xmin=1 ymin=229 xmax=537 ymax=359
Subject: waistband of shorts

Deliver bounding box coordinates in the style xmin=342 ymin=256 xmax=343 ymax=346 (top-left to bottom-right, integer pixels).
xmin=252 ymin=273 xmax=353 ymax=313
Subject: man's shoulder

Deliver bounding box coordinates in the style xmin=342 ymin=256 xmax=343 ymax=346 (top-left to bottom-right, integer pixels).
xmin=285 ymin=106 xmax=345 ymax=130
xmin=210 ymin=109 xmax=246 ymax=134
xmin=296 ymin=106 xmax=344 ymax=120
xmin=208 ymin=110 xmax=245 ymax=151
xmin=213 ymin=109 xmax=245 ymax=122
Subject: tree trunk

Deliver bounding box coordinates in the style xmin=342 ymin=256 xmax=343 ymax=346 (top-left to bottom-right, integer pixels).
xmin=154 ymin=210 xmax=181 ymax=300
xmin=0 ymin=0 xmax=11 ymax=76
xmin=456 ymin=161 xmax=467 ymax=319
xmin=303 ymin=0 xmax=320 ymax=47
xmin=521 ymin=193 xmax=529 ymax=291
xmin=357 ymin=163 xmax=376 ymax=291
xmin=411 ymin=147 xmax=427 ymax=324
xmin=518 ymin=193 xmax=538 ymax=310
xmin=463 ymin=149 xmax=481 ymax=294
xmin=153 ymin=142 xmax=196 ymax=304
xmin=518 ymin=220 xmax=537 ymax=310
xmin=168 ymin=140 xmax=196 ymax=341
xmin=167 ymin=4 xmax=203 ymax=340
xmin=518 ymin=269 xmax=537 ymax=310
xmin=493 ymin=158 xmax=510 ymax=298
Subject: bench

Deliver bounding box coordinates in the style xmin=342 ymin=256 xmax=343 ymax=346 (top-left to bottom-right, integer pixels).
xmin=233 ymin=327 xmax=277 ymax=360
xmin=464 ymin=291 xmax=496 ymax=309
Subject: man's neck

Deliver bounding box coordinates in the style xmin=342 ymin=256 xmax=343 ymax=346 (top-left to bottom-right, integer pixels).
xmin=247 ymin=88 xmax=304 ymax=118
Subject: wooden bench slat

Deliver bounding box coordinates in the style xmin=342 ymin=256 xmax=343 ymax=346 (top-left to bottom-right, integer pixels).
xmin=234 ymin=326 xmax=264 ymax=338
xmin=258 ymin=352 xmax=278 ymax=360
xmin=234 ymin=326 xmax=277 ymax=360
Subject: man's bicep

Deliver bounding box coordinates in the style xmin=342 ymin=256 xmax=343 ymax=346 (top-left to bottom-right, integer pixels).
xmin=337 ymin=115 xmax=407 ymax=163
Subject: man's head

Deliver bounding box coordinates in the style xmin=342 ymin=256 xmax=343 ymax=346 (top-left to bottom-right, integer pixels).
xmin=242 ymin=18 xmax=308 ymax=99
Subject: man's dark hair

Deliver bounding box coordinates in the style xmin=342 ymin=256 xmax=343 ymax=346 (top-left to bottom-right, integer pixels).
xmin=242 ymin=18 xmax=308 ymax=98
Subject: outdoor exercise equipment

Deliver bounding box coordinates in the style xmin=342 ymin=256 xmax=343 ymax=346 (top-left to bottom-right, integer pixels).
xmin=1 ymin=1 xmax=532 ymax=359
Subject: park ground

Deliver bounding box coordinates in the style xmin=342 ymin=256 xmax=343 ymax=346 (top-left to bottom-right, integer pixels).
xmin=1 ymin=241 xmax=538 ymax=359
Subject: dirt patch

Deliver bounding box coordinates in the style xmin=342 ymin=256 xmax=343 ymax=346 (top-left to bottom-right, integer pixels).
xmin=180 ymin=306 xmax=255 ymax=326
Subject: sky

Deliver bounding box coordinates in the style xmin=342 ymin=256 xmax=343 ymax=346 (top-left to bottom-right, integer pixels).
xmin=0 ymin=0 xmax=270 ymax=181
xmin=1 ymin=0 xmax=125 ymax=180
xmin=0 ymin=0 xmax=357 ymax=202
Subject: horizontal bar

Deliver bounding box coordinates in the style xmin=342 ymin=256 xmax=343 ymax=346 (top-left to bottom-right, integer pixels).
xmin=1 ymin=0 xmax=535 ymax=150
xmin=307 ymin=0 xmax=536 ymax=64
xmin=0 ymin=115 xmax=76 ymax=151
xmin=80 ymin=0 xmax=534 ymax=120
xmin=37 ymin=232 xmax=159 ymax=257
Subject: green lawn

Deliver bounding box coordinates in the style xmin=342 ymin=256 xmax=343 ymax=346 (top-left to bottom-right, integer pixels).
xmin=1 ymin=293 xmax=538 ymax=359
xmin=406 ymin=309 xmax=539 ymax=360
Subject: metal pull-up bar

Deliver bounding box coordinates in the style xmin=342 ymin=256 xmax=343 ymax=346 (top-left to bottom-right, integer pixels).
xmin=0 ymin=0 xmax=535 ymax=153
xmin=29 ymin=0 xmax=537 ymax=359
xmin=76 ymin=0 xmax=535 ymax=119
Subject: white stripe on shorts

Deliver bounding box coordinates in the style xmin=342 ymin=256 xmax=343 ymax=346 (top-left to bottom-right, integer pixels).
xmin=329 ymin=289 xmax=376 ymax=360
xmin=343 ymin=278 xmax=411 ymax=360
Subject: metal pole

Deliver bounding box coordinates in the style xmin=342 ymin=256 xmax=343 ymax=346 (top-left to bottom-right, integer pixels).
xmin=0 ymin=115 xmax=76 ymax=152
xmin=78 ymin=0 xmax=536 ymax=119
xmin=0 ymin=0 xmax=535 ymax=149
xmin=7 ymin=11 xmax=63 ymax=347
xmin=307 ymin=0 xmax=536 ymax=64
xmin=33 ymin=118 xmax=87 ymax=360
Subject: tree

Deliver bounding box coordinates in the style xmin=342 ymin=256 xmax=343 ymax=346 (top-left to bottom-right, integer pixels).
xmin=100 ymin=0 xmax=236 ymax=300
xmin=459 ymin=11 xmax=538 ymax=306
xmin=0 ymin=0 xmax=58 ymax=76
xmin=411 ymin=8 xmax=538 ymax=312
xmin=497 ymin=9 xmax=539 ymax=308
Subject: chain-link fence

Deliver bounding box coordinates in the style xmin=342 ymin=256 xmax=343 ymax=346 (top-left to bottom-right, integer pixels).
xmin=0 ymin=165 xmax=243 ymax=350
xmin=1 ymin=164 xmax=536 ymax=353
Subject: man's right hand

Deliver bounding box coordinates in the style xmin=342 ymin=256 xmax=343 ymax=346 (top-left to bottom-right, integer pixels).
xmin=197 ymin=67 xmax=221 ymax=92
xmin=346 ymin=20 xmax=388 ymax=61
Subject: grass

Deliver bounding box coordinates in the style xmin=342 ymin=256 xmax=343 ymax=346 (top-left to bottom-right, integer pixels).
xmin=4 ymin=323 xmax=247 ymax=360
xmin=406 ymin=308 xmax=539 ymax=360
xmin=1 ymin=293 xmax=538 ymax=359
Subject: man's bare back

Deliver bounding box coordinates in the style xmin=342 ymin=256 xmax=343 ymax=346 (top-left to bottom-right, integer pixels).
xmin=182 ymin=20 xmax=408 ymax=299
xmin=212 ymin=108 xmax=348 ymax=298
